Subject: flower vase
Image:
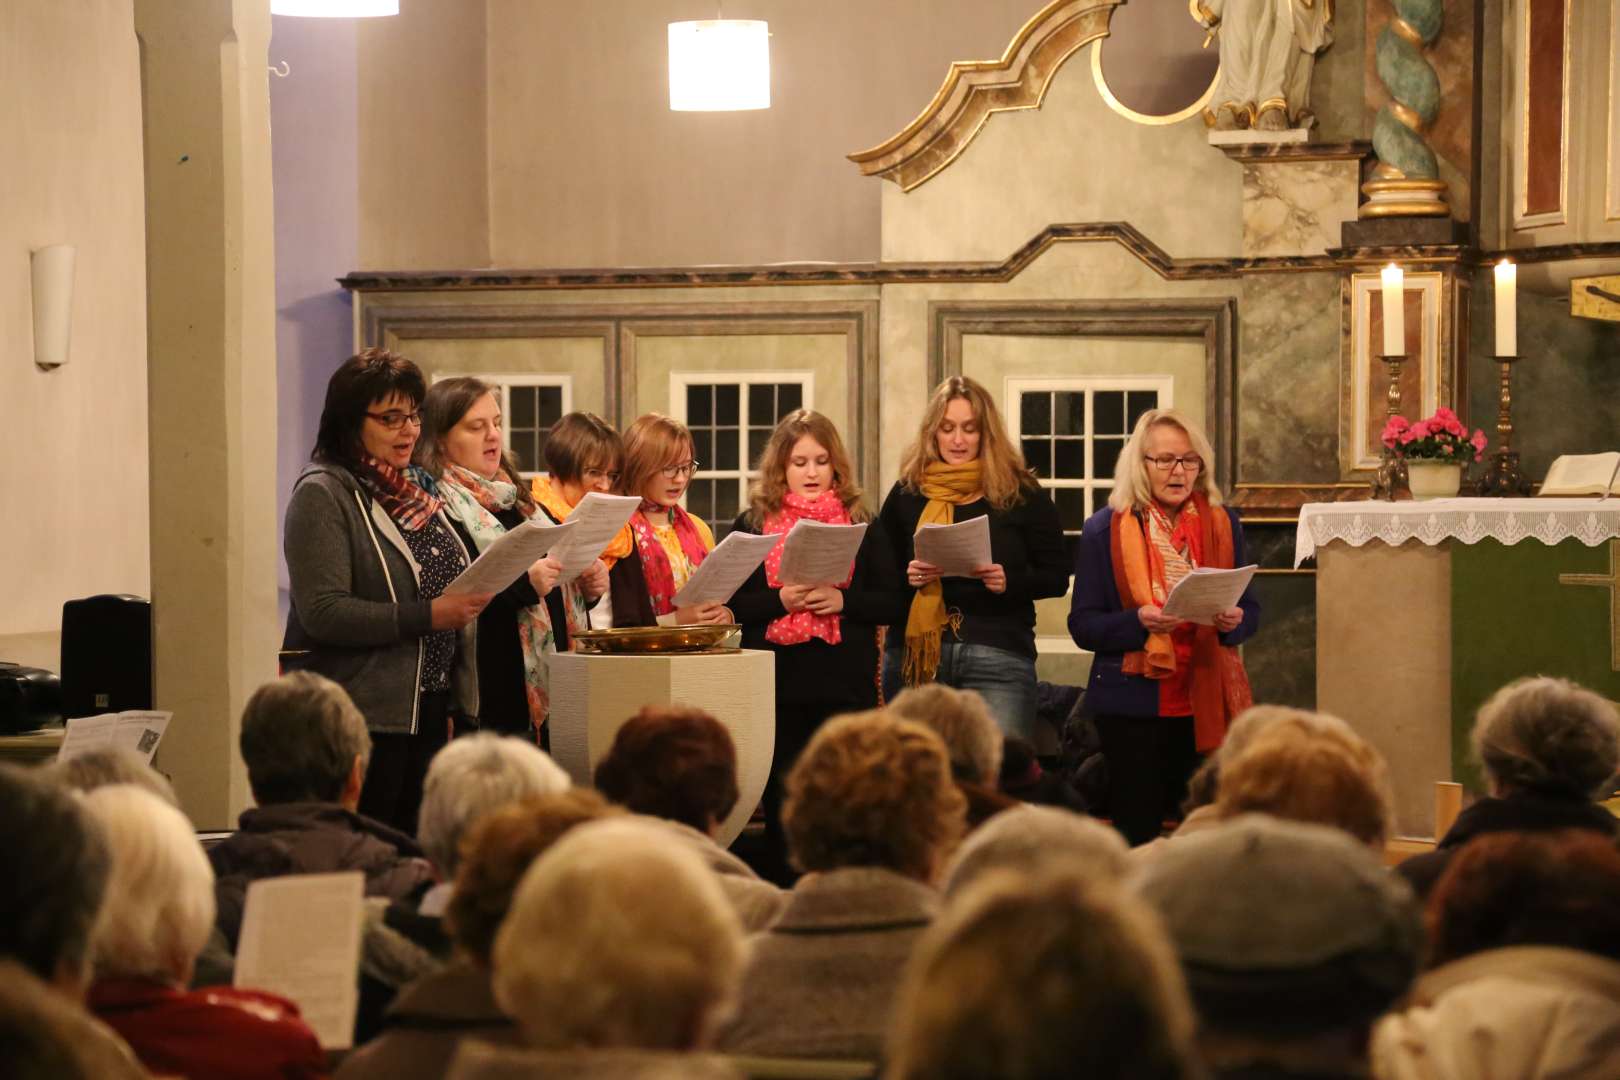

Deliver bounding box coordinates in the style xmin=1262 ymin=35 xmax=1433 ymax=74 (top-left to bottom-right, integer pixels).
xmin=1406 ymin=460 xmax=1462 ymax=500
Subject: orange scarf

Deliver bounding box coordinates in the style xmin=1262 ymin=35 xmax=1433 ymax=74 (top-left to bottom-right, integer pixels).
xmin=1110 ymin=493 xmax=1253 ymax=752
xmin=531 ymin=476 xmax=634 ymax=567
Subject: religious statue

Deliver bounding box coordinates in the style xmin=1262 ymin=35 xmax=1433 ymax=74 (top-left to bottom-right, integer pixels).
xmin=1192 ymin=0 xmax=1334 ymax=132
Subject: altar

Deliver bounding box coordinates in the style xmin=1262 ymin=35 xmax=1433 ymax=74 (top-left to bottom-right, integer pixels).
xmin=1297 ymin=498 xmax=1620 ymax=839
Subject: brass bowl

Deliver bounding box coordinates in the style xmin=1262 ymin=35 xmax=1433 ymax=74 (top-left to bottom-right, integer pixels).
xmin=571 ymin=624 xmax=741 ymax=655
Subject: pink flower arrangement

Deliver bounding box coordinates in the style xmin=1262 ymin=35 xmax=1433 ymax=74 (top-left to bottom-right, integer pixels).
xmin=1381 ymin=407 xmax=1488 ymax=463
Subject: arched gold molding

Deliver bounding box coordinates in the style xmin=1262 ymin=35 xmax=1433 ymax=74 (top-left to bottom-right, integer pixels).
xmin=847 ymin=0 xmax=1121 ymax=192
xmin=1091 ymin=40 xmax=1218 ymax=127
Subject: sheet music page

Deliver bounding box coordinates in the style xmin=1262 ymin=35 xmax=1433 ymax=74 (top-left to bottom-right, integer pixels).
xmin=235 ymin=871 xmax=364 ymax=1050
xmin=671 ymin=531 xmax=781 ymax=608
xmin=1160 ymin=565 xmax=1259 ymax=625
xmin=57 ymin=711 xmax=172 ymax=765
xmin=777 ymin=521 xmax=868 ymax=586
xmin=443 ymin=518 xmax=575 ymax=596
xmin=913 ymin=515 xmax=992 ymax=578
xmin=550 ymin=492 xmax=642 ymax=583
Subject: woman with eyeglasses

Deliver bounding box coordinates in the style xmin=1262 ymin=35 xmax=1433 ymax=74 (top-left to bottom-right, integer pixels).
xmin=414 ymin=385 xmax=617 ymax=744
xmin=1068 ymin=408 xmax=1260 ymax=846
xmin=878 ymin=376 xmax=1070 ymax=741
xmin=608 ymin=413 xmax=732 ymax=627
xmin=283 ymin=349 xmax=493 ymax=835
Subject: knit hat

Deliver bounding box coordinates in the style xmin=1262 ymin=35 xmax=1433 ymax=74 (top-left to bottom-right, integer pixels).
xmin=1135 ymin=814 xmax=1422 ymax=1036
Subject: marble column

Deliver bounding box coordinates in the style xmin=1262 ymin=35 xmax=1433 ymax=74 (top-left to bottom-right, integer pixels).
xmin=1363 ymin=0 xmax=1451 ymax=219
xmin=135 ymin=0 xmax=279 ymax=829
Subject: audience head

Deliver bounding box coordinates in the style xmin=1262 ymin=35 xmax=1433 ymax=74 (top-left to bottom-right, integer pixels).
xmin=900 ymin=375 xmax=1029 ymax=509
xmin=0 ymin=960 xmax=147 ymax=1080
xmin=543 ymin=411 xmax=624 ymax=507
xmin=312 ymin=347 xmax=427 ymax=470
xmin=889 ymin=871 xmax=1198 ymax=1080
xmin=415 ymin=376 xmax=533 ymax=502
xmin=1427 ymin=829 xmax=1620 ymax=968
xmin=619 ymin=413 xmax=696 ymax=510
xmin=45 ymin=746 xmax=179 ymax=808
xmin=240 ymin=672 xmax=372 ymax=808
xmin=594 ymin=706 xmax=739 ymax=835
xmin=941 ymin=805 xmax=1129 ymax=901
xmin=1136 ymin=816 xmax=1420 ymax=1059
xmin=784 ymin=709 xmax=967 ymax=882
xmin=0 ymin=766 xmax=109 ymax=998
xmin=1215 ymin=711 xmax=1393 ymax=847
xmin=887 ymin=683 xmax=1003 ymax=786
xmin=418 ymin=734 xmax=571 ymax=878
xmin=747 ymin=409 xmax=864 ymax=521
xmin=1472 ymin=675 xmax=1620 ymax=800
xmin=446 ymin=789 xmax=623 ymax=966
xmin=1181 ymin=705 xmax=1324 ymax=814
xmin=81 ymin=784 xmax=214 ymax=985
xmin=1110 ymin=408 xmax=1223 ymax=514
xmin=492 ymin=818 xmax=745 ymax=1052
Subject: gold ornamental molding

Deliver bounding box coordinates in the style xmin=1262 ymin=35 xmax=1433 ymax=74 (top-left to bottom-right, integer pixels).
xmin=847 ymin=0 xmax=1120 ymax=192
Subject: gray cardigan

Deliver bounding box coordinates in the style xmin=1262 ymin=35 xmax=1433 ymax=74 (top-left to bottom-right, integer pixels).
xmin=283 ymin=463 xmax=478 ymax=734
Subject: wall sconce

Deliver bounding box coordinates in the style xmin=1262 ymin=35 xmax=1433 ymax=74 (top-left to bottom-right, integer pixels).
xmin=668 ymin=20 xmax=770 ymax=111
xmin=31 ymin=244 xmax=75 ymax=371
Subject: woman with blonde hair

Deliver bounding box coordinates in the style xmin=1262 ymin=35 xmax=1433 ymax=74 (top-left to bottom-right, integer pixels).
xmin=607 ymin=413 xmax=730 ymax=627
xmin=1068 ymin=408 xmax=1259 ymax=845
xmin=728 ymin=409 xmax=906 ymax=880
xmin=877 ymin=376 xmax=1069 ymax=740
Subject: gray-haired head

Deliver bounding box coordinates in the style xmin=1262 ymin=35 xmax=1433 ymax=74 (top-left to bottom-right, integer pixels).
xmin=941 ymin=805 xmax=1130 ymax=901
xmin=0 ymin=765 xmax=110 ymax=993
xmin=1472 ymin=675 xmax=1620 ymax=799
xmin=239 ymin=672 xmax=372 ymax=805
xmin=44 ymin=747 xmax=179 ymax=809
xmin=418 ymin=733 xmax=571 ymax=876
xmin=887 ymin=683 xmax=1004 ymax=786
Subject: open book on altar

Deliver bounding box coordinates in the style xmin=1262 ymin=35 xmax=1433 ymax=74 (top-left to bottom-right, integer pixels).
xmin=1539 ymin=452 xmax=1620 ymax=497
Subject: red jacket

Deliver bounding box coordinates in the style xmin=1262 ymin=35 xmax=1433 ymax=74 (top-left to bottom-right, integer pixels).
xmin=90 ymin=977 xmax=327 ymax=1080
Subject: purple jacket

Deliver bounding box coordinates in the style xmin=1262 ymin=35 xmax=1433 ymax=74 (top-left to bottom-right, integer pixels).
xmin=1066 ymin=505 xmax=1261 ymax=718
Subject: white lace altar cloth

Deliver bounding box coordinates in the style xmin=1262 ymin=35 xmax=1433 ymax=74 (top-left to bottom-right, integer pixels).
xmin=1294 ymin=498 xmax=1620 ymax=567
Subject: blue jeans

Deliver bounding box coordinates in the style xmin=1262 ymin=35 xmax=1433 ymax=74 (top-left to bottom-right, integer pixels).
xmin=883 ymin=642 xmax=1039 ymax=743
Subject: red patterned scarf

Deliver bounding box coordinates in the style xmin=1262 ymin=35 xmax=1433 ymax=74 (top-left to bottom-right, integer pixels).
xmin=762 ymin=490 xmax=854 ymax=646
xmin=631 ymin=501 xmax=711 ymax=616
xmin=353 ymin=453 xmax=443 ymax=532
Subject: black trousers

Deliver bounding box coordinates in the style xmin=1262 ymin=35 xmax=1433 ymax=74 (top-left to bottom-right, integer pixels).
xmin=1094 ymin=712 xmax=1200 ymax=847
xmin=358 ymin=690 xmax=452 ymax=837
xmin=761 ymin=699 xmax=848 ymax=886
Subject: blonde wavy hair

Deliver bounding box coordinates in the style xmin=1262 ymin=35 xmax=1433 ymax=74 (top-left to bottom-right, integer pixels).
xmin=1215 ymin=715 xmax=1394 ymax=848
xmin=898 ymin=376 xmax=1034 ymax=510
xmin=1108 ymin=408 xmax=1223 ymax=513
xmin=618 ymin=413 xmax=694 ymax=502
xmin=745 ymin=409 xmax=866 ymax=527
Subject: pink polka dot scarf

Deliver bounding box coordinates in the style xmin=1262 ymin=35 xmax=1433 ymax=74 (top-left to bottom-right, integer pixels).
xmin=762 ymin=490 xmax=855 ymax=646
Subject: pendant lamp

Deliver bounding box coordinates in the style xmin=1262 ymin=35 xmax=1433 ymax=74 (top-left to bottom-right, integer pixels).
xmin=668 ymin=19 xmax=770 ymax=111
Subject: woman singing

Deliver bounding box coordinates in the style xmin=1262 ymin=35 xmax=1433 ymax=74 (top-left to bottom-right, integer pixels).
xmin=1068 ymin=408 xmax=1260 ymax=846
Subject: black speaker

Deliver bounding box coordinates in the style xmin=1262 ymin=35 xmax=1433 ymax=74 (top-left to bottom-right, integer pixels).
xmin=60 ymin=594 xmax=153 ymax=718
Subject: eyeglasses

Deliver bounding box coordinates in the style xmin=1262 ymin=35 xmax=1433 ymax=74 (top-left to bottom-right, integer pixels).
xmin=366 ymin=410 xmax=423 ymax=432
xmin=583 ymin=467 xmax=622 ymax=485
xmin=1147 ymin=454 xmax=1204 ymax=473
xmin=660 ymin=460 xmax=700 ymax=480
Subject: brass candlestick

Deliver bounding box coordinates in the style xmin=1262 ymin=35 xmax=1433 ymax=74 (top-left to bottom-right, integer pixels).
xmin=1478 ymin=354 xmax=1530 ymax=496
xmin=1371 ymin=352 xmax=1409 ymax=501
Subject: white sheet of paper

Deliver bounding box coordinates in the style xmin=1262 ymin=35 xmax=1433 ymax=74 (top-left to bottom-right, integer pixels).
xmin=443 ymin=517 xmax=576 ymax=596
xmin=550 ymin=492 xmax=642 ymax=583
xmin=777 ymin=520 xmax=868 ymax=587
xmin=671 ymin=531 xmax=781 ymax=608
xmin=913 ymin=515 xmax=992 ymax=578
xmin=1160 ymin=565 xmax=1258 ymax=625
xmin=56 ymin=711 xmax=172 ymax=765
xmin=235 ymin=871 xmax=364 ymax=1050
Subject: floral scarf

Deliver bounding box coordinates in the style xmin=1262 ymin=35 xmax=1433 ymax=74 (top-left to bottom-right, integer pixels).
xmin=903 ymin=461 xmax=983 ymax=686
xmin=631 ymin=501 xmax=710 ymax=617
xmin=353 ymin=453 xmax=443 ymax=532
xmin=439 ymin=464 xmax=584 ymax=736
xmin=762 ymin=490 xmax=855 ymax=646
xmin=531 ymin=476 xmax=635 ymax=568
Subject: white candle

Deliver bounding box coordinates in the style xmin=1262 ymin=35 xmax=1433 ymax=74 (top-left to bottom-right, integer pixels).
xmin=1494 ymin=259 xmax=1517 ymax=356
xmin=1380 ymin=264 xmax=1405 ymax=356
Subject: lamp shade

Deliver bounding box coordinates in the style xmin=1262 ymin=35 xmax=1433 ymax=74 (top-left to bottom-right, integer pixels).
xmin=271 ymin=0 xmax=398 ymax=16
xmin=668 ymin=20 xmax=770 ymax=111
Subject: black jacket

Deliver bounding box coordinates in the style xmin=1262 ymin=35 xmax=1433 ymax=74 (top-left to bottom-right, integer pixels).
xmin=1397 ymin=793 xmax=1620 ymax=899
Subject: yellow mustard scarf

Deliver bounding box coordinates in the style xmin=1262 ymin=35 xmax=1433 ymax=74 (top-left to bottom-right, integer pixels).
xmin=903 ymin=461 xmax=984 ymax=686
xmin=531 ymin=476 xmax=634 ymax=567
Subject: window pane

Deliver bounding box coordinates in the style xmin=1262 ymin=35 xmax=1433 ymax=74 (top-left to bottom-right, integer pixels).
xmin=1053 ymin=439 xmax=1085 ymax=479
xmin=1054 ymin=488 xmax=1087 ymax=531
xmin=530 ymin=432 xmax=549 ymax=474
xmin=715 ymin=479 xmax=741 ymax=522
xmin=1127 ymin=390 xmax=1158 ymax=430
xmin=777 ymin=383 xmax=802 ymax=415
xmin=691 ymin=429 xmax=713 ymax=469
xmin=688 ymin=384 xmax=713 ymax=425
xmin=1063 ymin=534 xmax=1080 ymax=570
xmin=715 ymin=430 xmax=740 ymax=471
xmin=748 ymin=428 xmax=771 ymax=467
xmin=1091 ymin=486 xmax=1112 ymax=516
xmin=538 ymin=385 xmax=563 ymax=421
xmin=1021 ymin=439 xmax=1051 ymax=478
xmin=686 ymin=479 xmax=714 ymax=523
xmin=1020 ymin=392 xmax=1051 ymax=436
xmin=1094 ymin=437 xmax=1125 ymax=478
xmin=1094 ymin=391 xmax=1124 ymax=434
xmin=1054 ymin=392 xmax=1085 ymax=436
xmin=748 ymin=383 xmax=774 ymax=422
xmin=716 ymin=384 xmax=740 ymax=425
xmin=511 ymin=386 xmax=537 ymax=429
xmin=517 ymin=431 xmax=540 ymax=471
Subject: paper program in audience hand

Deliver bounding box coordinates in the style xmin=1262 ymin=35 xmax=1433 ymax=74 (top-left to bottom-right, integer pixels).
xmin=235 ymin=871 xmax=364 ymax=1051
xmin=56 ymin=711 xmax=171 ymax=765
xmin=671 ymin=531 xmax=780 ymax=609
xmin=551 ymin=492 xmax=642 ymax=583
xmin=913 ymin=515 xmax=992 ymax=578
xmin=777 ymin=520 xmax=867 ymax=586
xmin=1160 ymin=565 xmax=1258 ymax=625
